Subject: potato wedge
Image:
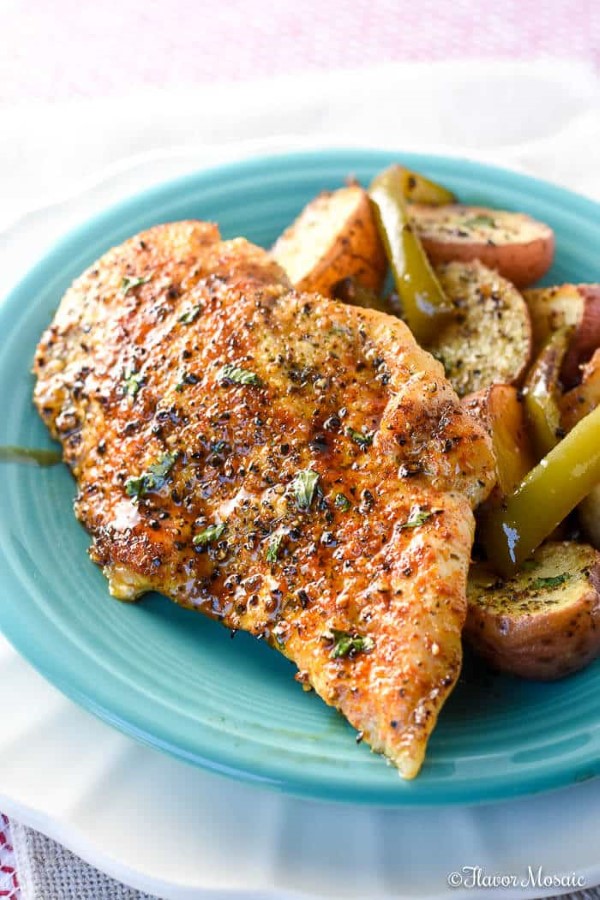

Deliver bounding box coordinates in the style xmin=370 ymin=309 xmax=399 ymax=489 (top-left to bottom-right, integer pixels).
xmin=560 ymin=350 xmax=600 ymax=548
xmin=464 ymin=384 xmax=571 ymax=544
xmin=463 ymin=384 xmax=535 ymax=499
xmin=271 ymin=185 xmax=387 ymax=297
xmin=429 ymin=261 xmax=532 ymax=396
xmin=466 ymin=542 xmax=600 ymax=680
xmin=411 ymin=204 xmax=555 ymax=288
xmin=463 ymin=384 xmax=535 ymax=498
xmin=524 ymin=283 xmax=600 ymax=387
xmin=560 ymin=348 xmax=600 ymax=432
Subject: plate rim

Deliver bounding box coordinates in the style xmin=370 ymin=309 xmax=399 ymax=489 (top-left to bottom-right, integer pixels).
xmin=3 ymin=629 xmax=600 ymax=900
xmin=2 ymin=146 xmax=600 ymax=808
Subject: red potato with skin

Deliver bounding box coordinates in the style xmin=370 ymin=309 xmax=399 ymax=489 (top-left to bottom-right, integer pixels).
xmin=559 ymin=348 xmax=600 ymax=432
xmin=466 ymin=542 xmax=600 ymax=681
xmin=559 ymin=350 xmax=600 ymax=549
xmin=463 ymin=384 xmax=535 ymax=500
xmin=411 ymin=204 xmax=555 ymax=289
xmin=271 ymin=185 xmax=388 ymax=298
xmin=524 ymin=284 xmax=600 ymax=387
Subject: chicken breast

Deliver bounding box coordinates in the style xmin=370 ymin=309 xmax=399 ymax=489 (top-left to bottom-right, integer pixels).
xmin=33 ymin=221 xmax=495 ymax=778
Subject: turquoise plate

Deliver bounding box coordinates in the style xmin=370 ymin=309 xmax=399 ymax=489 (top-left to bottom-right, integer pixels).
xmin=1 ymin=149 xmax=600 ymax=806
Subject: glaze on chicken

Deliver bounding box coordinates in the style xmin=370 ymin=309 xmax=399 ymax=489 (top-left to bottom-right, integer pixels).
xmin=34 ymin=221 xmax=495 ymax=777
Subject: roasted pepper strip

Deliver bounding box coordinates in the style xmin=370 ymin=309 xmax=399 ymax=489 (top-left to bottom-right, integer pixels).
xmin=393 ymin=166 xmax=456 ymax=206
xmin=369 ymin=166 xmax=454 ymax=345
xmin=524 ymin=327 xmax=572 ymax=458
xmin=479 ymin=403 xmax=600 ymax=576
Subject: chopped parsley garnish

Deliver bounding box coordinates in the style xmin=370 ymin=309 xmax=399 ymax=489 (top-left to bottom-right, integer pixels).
xmin=123 ymin=368 xmax=144 ymax=398
xmin=292 ymin=469 xmax=319 ymax=511
xmin=531 ymin=573 xmax=570 ymax=590
xmin=125 ymin=452 xmax=177 ymax=499
xmin=334 ymin=493 xmax=352 ymax=512
xmin=346 ymin=427 xmax=373 ymax=449
xmin=328 ymin=629 xmax=375 ymax=660
xmin=266 ymin=532 xmax=283 ymax=563
xmin=121 ymin=274 xmax=152 ymax=295
xmin=399 ymin=506 xmax=436 ymax=531
xmin=193 ymin=522 xmax=227 ymax=545
xmin=217 ymin=364 xmax=262 ymax=387
xmin=178 ymin=304 xmax=203 ymax=324
xmin=462 ymin=214 xmax=497 ymax=229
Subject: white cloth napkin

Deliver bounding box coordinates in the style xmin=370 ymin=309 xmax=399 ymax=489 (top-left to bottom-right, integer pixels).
xmin=1 ymin=59 xmax=600 ymax=235
xmin=10 ymin=822 xmax=160 ymax=900
xmin=1 ymin=59 xmax=600 ymax=900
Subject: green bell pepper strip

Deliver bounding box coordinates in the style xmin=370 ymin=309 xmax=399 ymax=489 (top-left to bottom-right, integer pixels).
xmin=368 ymin=166 xmax=454 ymax=345
xmin=479 ymin=402 xmax=600 ymax=577
xmin=393 ymin=166 xmax=456 ymax=206
xmin=524 ymin=327 xmax=572 ymax=459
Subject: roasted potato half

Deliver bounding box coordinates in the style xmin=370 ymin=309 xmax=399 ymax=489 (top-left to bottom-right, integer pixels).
xmin=463 ymin=384 xmax=535 ymax=498
xmin=429 ymin=261 xmax=532 ymax=396
xmin=560 ymin=350 xmax=600 ymax=549
xmin=560 ymin=348 xmax=600 ymax=432
xmin=524 ymin=283 xmax=600 ymax=387
xmin=466 ymin=542 xmax=600 ymax=680
xmin=271 ymin=185 xmax=387 ymax=297
xmin=411 ymin=204 xmax=555 ymax=288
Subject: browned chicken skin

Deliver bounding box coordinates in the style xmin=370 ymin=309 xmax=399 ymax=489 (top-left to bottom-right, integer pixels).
xmin=33 ymin=221 xmax=495 ymax=778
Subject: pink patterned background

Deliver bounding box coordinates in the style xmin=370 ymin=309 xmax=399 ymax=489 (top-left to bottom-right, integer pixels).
xmin=0 ymin=0 xmax=598 ymax=104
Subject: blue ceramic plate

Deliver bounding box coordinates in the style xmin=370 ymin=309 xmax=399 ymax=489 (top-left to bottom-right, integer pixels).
xmin=1 ymin=149 xmax=600 ymax=806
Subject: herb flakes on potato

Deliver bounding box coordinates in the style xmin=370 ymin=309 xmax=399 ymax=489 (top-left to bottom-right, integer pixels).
xmin=429 ymin=260 xmax=532 ymax=397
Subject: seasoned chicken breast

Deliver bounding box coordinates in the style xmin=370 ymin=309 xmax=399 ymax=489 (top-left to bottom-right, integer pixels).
xmin=34 ymin=221 xmax=495 ymax=778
